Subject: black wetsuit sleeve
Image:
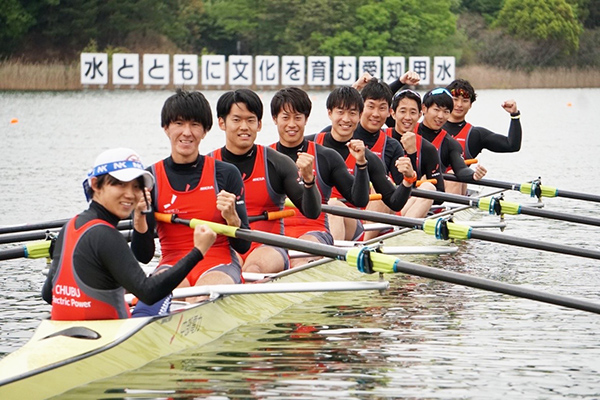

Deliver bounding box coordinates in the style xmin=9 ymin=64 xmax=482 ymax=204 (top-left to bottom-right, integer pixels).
xmin=468 ymin=118 xmax=522 ymax=157
xmin=421 ymin=141 xmax=446 ymax=194
xmin=366 ymin=150 xmax=411 ymax=211
xmin=385 ymin=141 xmax=406 ymax=184
xmin=319 ymin=147 xmax=370 ymax=207
xmin=44 ymin=224 xmax=204 ymax=306
xmin=267 ymin=148 xmax=322 ymax=219
xmin=386 ymin=80 xmax=408 ymax=127
xmin=216 ymin=161 xmax=251 ymax=254
xmin=131 ymin=211 xmax=156 ymax=264
xmin=445 ymin=138 xmax=475 ymax=181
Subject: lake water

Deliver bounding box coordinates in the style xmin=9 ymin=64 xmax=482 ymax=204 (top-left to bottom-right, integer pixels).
xmin=1 ymin=88 xmax=600 ymax=399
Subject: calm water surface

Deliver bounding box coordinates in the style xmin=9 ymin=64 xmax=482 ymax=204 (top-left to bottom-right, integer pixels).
xmin=1 ymin=88 xmax=600 ymax=399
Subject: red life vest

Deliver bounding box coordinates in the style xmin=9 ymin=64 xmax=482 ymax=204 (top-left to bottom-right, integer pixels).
xmin=153 ymin=156 xmax=236 ymax=280
xmin=452 ymin=122 xmax=473 ymax=159
xmin=213 ymin=145 xmax=285 ymax=255
xmin=384 ymin=127 xmax=424 ymax=179
xmin=415 ymin=122 xmax=451 ymax=172
xmin=315 ymin=132 xmax=356 ymax=201
xmin=51 ymin=218 xmax=130 ymax=320
xmin=269 ymin=141 xmax=330 ymax=238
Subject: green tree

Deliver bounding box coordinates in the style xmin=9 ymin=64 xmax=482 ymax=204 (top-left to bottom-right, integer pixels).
xmin=318 ymin=0 xmax=457 ymax=57
xmin=493 ymin=0 xmax=582 ymax=55
xmin=0 ymin=0 xmax=35 ymax=55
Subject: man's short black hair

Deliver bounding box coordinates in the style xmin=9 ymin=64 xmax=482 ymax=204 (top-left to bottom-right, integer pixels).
xmin=326 ymin=86 xmax=364 ymax=114
xmin=216 ymin=89 xmax=263 ymax=121
xmin=270 ymin=87 xmax=312 ymax=118
xmin=161 ymin=89 xmax=213 ymax=131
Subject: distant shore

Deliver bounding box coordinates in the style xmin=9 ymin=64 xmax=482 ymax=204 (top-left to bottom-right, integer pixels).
xmin=1 ymin=61 xmax=599 ymax=91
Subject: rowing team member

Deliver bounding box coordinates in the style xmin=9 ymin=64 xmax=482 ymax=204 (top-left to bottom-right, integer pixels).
xmin=442 ymin=78 xmax=521 ymax=194
xmin=42 ymin=148 xmax=217 ymax=320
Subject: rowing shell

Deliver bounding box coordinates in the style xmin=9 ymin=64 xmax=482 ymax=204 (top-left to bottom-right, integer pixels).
xmin=0 ymin=258 xmax=387 ymax=399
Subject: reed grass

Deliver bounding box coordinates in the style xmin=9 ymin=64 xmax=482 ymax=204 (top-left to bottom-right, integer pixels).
xmin=1 ymin=60 xmax=599 ymax=91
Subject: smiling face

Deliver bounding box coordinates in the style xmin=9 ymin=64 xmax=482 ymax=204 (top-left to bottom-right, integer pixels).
xmin=360 ymin=98 xmax=390 ymax=133
xmin=164 ymin=120 xmax=207 ymax=163
xmin=274 ymin=105 xmax=307 ymax=148
xmin=328 ymin=106 xmax=361 ymax=142
xmin=422 ymin=103 xmax=451 ymax=131
xmin=219 ymin=102 xmax=262 ymax=155
xmin=391 ymin=97 xmax=421 ymax=134
xmin=450 ymin=96 xmax=472 ymax=122
xmin=92 ymin=176 xmax=142 ymax=220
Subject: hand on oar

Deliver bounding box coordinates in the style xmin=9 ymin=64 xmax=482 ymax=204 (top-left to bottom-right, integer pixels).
xmin=155 ymin=212 xmax=600 ymax=315
xmin=444 ymin=174 xmax=600 ymax=203
xmin=410 ymin=188 xmax=600 ymax=228
xmin=321 ymin=204 xmax=600 ymax=261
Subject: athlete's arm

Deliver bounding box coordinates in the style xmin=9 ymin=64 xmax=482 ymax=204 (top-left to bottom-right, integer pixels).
xmin=446 ymin=139 xmax=475 ymax=181
xmin=421 ymin=141 xmax=446 ymax=193
xmin=366 ymin=150 xmax=411 ymax=211
xmin=320 ymin=146 xmax=370 ymax=207
xmin=470 ymin=118 xmax=522 ymax=156
xmin=216 ymin=161 xmax=251 ymax=254
xmin=385 ymin=141 xmax=406 ymax=184
xmin=267 ymin=148 xmax=322 ymax=219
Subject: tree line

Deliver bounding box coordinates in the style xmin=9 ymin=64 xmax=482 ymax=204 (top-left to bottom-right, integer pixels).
xmin=1 ymin=0 xmax=599 ymax=69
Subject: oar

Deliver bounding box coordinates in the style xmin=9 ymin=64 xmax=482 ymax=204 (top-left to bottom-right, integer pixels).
xmin=410 ymin=188 xmax=600 ymax=227
xmin=0 ymin=240 xmax=53 ymax=261
xmin=321 ymin=204 xmax=600 ymax=261
xmin=248 ymin=209 xmax=296 ymax=222
xmin=155 ymin=212 xmax=600 ymax=314
xmin=0 ymin=220 xmax=136 ymax=245
xmin=443 ymin=174 xmax=600 ymax=203
xmin=126 ymin=280 xmax=390 ymax=303
xmin=0 ymin=230 xmax=134 ymax=261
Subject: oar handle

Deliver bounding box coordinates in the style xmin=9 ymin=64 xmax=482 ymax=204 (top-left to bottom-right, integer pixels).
xmin=248 ymin=209 xmax=296 ymax=222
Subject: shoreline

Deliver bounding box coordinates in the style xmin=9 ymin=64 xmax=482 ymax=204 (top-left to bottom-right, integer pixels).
xmin=2 ymin=62 xmax=600 ymax=91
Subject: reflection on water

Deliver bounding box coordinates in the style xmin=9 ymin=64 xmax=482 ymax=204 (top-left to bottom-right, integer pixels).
xmin=59 ymin=270 xmax=600 ymax=399
xmin=2 ymin=89 xmax=600 ymax=399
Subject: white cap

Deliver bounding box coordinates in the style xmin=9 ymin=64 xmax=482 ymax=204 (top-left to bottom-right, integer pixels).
xmin=87 ymin=148 xmax=154 ymax=189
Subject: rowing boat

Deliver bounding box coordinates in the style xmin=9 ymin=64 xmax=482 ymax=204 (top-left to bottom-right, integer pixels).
xmin=0 ymin=256 xmax=389 ymax=399
xmin=0 ymin=191 xmax=502 ymax=398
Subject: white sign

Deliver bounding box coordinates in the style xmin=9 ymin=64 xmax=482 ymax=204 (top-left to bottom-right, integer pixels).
xmin=358 ymin=56 xmax=381 ymax=79
xmin=229 ymin=55 xmax=253 ymax=85
xmin=202 ymin=55 xmax=226 ymax=85
xmin=382 ymin=57 xmax=405 ymax=85
xmin=143 ymin=54 xmax=170 ymax=85
xmin=255 ymin=56 xmax=279 ymax=85
xmin=282 ymin=56 xmax=305 ymax=86
xmin=433 ymin=56 xmax=456 ymax=85
xmin=307 ymin=56 xmax=330 ymax=86
xmin=173 ymin=54 xmax=198 ymax=86
xmin=333 ymin=56 xmax=356 ymax=86
xmin=81 ymin=53 xmax=108 ymax=85
xmin=409 ymin=56 xmax=431 ymax=86
xmin=112 ymin=54 xmax=139 ymax=85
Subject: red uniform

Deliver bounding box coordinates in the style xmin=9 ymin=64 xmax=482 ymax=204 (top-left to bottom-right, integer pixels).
xmin=385 ymin=127 xmax=424 ymax=178
xmin=51 ymin=219 xmax=130 ymax=320
xmin=315 ymin=132 xmax=355 ymax=202
xmin=153 ymin=157 xmax=238 ymax=285
xmin=269 ymin=141 xmax=331 ymax=238
xmin=452 ymin=122 xmax=474 ymax=159
xmin=212 ymin=145 xmax=285 ymax=256
xmin=415 ymin=122 xmax=452 ymax=172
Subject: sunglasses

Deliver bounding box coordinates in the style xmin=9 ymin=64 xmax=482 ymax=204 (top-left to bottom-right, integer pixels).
xmin=393 ymin=88 xmax=422 ymax=100
xmin=428 ymin=87 xmax=452 ymax=97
